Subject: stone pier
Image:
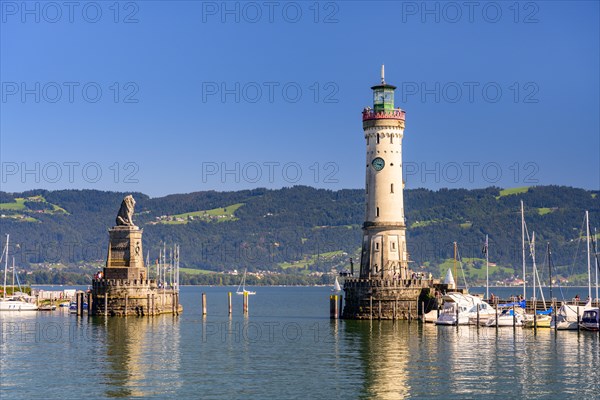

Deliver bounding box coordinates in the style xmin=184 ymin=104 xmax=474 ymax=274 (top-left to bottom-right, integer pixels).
xmin=343 ymin=278 xmax=450 ymax=320
xmin=90 ymin=195 xmax=182 ymax=317
xmin=91 ymin=278 xmax=181 ymax=316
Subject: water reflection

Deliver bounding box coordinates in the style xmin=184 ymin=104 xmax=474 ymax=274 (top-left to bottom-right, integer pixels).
xmin=343 ymin=321 xmax=600 ymax=399
xmin=94 ymin=316 xmax=181 ymax=398
xmin=345 ymin=320 xmax=411 ymax=399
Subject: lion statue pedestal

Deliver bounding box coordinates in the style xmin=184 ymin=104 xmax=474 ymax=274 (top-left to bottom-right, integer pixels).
xmin=91 ymin=195 xmax=183 ymax=317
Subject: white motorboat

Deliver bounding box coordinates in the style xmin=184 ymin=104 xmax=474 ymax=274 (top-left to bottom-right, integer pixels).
xmin=0 ymin=296 xmax=38 ymax=311
xmin=485 ymin=307 xmax=525 ymax=327
xmin=435 ymin=293 xmax=491 ymax=325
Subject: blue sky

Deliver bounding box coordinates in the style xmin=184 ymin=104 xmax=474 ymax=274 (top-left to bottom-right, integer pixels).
xmin=1 ymin=1 xmax=598 ymax=197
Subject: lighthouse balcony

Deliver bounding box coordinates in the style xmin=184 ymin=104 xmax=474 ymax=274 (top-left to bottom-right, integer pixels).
xmin=362 ymin=108 xmax=405 ymax=121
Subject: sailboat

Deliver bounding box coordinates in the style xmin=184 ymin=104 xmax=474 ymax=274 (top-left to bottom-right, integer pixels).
xmin=0 ymin=234 xmax=37 ymax=311
xmin=331 ymin=276 xmax=342 ymax=293
xmin=523 ymin=232 xmax=552 ymax=328
xmin=236 ymin=268 xmax=255 ymax=295
xmin=550 ymin=214 xmax=595 ymax=330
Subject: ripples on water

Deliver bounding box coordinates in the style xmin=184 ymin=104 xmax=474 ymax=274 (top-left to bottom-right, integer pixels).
xmin=1 ymin=286 xmax=599 ymax=399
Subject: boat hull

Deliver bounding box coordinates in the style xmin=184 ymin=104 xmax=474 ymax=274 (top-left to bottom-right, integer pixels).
xmin=0 ymin=300 xmax=38 ymax=311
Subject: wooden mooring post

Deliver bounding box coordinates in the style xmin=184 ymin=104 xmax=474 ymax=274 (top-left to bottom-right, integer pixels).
xmin=495 ymin=303 xmax=499 ymax=330
xmin=512 ymin=304 xmax=516 ymax=329
xmin=76 ymin=292 xmax=81 ymax=316
xmin=202 ymin=293 xmax=207 ymax=316
xmin=553 ymin=299 xmax=557 ymax=331
xmin=228 ymin=292 xmax=232 ymax=316
xmin=243 ymin=291 xmax=249 ymax=315
xmin=338 ymin=295 xmax=343 ymax=319
xmin=455 ymin=304 xmax=459 ymax=327
xmin=330 ymin=295 xmax=338 ymax=319
xmin=533 ymin=298 xmax=537 ymax=330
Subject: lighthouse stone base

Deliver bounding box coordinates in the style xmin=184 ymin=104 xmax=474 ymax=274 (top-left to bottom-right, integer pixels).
xmin=342 ymin=278 xmax=449 ymax=320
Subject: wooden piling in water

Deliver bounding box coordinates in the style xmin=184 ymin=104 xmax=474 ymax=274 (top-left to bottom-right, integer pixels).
xmin=228 ymin=292 xmax=232 ymax=315
xmin=421 ymin=301 xmax=425 ymax=322
xmin=533 ymin=298 xmax=537 ymax=330
xmin=495 ymin=303 xmax=499 ymax=330
xmin=104 ymin=295 xmax=108 ymax=317
xmin=455 ymin=304 xmax=459 ymax=326
xmin=243 ymin=291 xmax=249 ymax=314
xmin=125 ymin=294 xmax=128 ymax=316
xmin=338 ymin=295 xmax=343 ymax=319
xmin=369 ymin=296 xmax=373 ymax=320
xmin=512 ymin=304 xmax=516 ymax=329
xmin=330 ymin=295 xmax=338 ymax=319
xmin=476 ymin=304 xmax=480 ymax=327
xmin=87 ymin=292 xmax=92 ymax=318
xmin=553 ymin=299 xmax=557 ymax=331
xmin=76 ymin=292 xmax=81 ymax=316
xmin=202 ymin=293 xmax=207 ymax=315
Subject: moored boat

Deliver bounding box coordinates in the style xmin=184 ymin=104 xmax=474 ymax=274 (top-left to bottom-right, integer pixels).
xmin=435 ymin=293 xmax=492 ymax=326
xmin=551 ymin=300 xmax=594 ymax=330
xmin=485 ymin=307 xmax=525 ymax=327
xmin=579 ymin=308 xmax=599 ymax=331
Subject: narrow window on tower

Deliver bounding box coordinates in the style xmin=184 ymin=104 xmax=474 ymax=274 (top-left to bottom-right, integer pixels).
xmin=390 ymin=136 xmax=393 ymax=144
xmin=367 ymin=136 xmax=369 ymax=145
xmin=376 ymin=207 xmax=380 ymax=217
xmin=366 ymin=183 xmax=368 ymax=194
xmin=391 ymin=183 xmax=394 ymax=193
xmin=376 ymin=134 xmax=380 ymax=144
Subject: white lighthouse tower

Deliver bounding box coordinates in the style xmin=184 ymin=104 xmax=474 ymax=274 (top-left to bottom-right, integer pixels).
xmin=359 ymin=65 xmax=409 ymax=280
xmin=342 ymin=67 xmax=438 ymax=320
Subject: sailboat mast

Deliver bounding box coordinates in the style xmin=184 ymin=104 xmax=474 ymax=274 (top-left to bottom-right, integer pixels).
xmin=521 ymin=200 xmax=526 ymax=299
xmin=531 ymin=232 xmax=547 ymax=308
xmin=531 ymin=232 xmax=536 ymax=302
xmin=453 ymin=242 xmax=457 ymax=287
xmin=586 ymin=210 xmax=592 ymax=300
xmin=595 ymin=227 xmax=599 ymax=302
xmin=12 ymin=257 xmax=15 ymax=293
xmin=485 ymin=234 xmax=489 ymax=299
xmin=548 ymin=243 xmax=553 ymax=301
xmin=3 ymin=234 xmax=9 ymax=299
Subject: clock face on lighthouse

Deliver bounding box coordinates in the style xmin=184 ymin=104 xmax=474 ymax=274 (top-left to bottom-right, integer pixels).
xmin=372 ymin=157 xmax=385 ymax=171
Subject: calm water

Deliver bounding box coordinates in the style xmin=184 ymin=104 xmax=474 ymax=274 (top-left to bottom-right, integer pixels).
xmin=1 ymin=286 xmax=599 ymax=399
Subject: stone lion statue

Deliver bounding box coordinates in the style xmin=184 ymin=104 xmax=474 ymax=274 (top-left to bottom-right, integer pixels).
xmin=116 ymin=195 xmax=136 ymax=226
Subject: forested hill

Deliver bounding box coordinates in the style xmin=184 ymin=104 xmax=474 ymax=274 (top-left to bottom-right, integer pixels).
xmin=0 ymin=186 xmax=598 ymax=283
